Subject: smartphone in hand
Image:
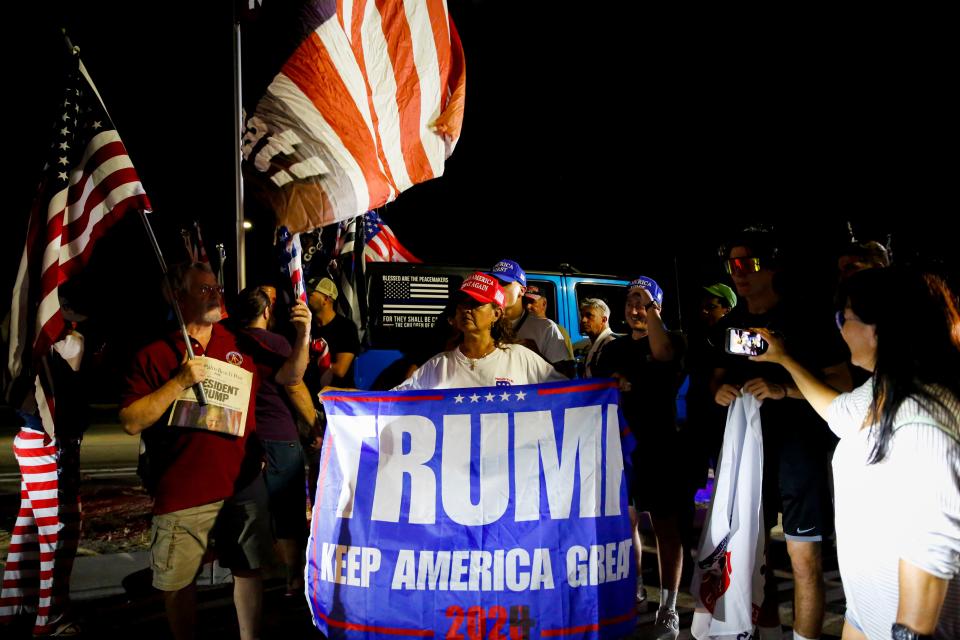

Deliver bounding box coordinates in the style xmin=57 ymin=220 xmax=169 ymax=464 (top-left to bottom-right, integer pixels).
xmin=725 ymin=327 xmax=769 ymax=356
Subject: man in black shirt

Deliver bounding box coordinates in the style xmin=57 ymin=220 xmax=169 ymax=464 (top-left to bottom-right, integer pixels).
xmin=304 ymin=276 xmax=361 ymax=501
xmin=712 ymin=232 xmax=851 ymax=640
xmin=305 ymin=277 xmax=360 ymax=390
xmin=594 ymin=276 xmax=686 ymax=639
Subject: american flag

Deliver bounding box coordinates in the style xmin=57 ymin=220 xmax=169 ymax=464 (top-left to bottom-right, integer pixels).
xmin=278 ymin=225 xmax=307 ymax=302
xmin=7 ymin=49 xmax=151 ymax=431
xmin=330 ymin=216 xmax=367 ymax=341
xmin=362 ymin=211 xmax=420 ymax=263
xmin=241 ymin=0 xmax=466 ymax=234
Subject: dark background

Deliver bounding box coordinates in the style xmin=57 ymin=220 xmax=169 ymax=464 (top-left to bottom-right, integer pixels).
xmin=4 ymin=2 xmax=956 ymax=350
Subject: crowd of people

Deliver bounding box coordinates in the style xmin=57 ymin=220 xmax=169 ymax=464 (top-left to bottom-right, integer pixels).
xmin=1 ymin=229 xmax=957 ymax=640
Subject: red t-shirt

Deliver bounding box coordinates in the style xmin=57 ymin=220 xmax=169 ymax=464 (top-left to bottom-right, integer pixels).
xmin=120 ymin=324 xmax=260 ymax=515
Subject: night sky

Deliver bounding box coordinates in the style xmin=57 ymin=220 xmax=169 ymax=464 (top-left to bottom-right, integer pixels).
xmin=4 ymin=3 xmax=956 ymax=336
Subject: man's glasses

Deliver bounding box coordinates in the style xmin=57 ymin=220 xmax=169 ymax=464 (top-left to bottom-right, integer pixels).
xmin=197 ymin=284 xmax=225 ymax=297
xmin=723 ymin=257 xmax=763 ymax=275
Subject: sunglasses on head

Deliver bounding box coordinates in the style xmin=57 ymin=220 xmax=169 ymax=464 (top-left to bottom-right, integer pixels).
xmin=723 ymin=257 xmax=763 ymax=275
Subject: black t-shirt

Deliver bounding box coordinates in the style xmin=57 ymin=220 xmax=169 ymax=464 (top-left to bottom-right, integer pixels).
xmin=307 ymin=314 xmax=361 ymax=390
xmin=711 ymin=300 xmax=849 ymax=438
xmin=594 ymin=331 xmax=686 ymax=438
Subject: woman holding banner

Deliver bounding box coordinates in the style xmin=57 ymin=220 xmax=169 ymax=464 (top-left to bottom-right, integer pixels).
xmin=750 ymin=268 xmax=960 ymax=640
xmin=393 ymin=272 xmax=567 ymax=390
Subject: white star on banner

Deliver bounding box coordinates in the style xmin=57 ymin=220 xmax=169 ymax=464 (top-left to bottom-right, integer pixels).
xmin=58 ymin=157 xmax=69 ymax=166
xmin=60 ymin=127 xmax=69 ymax=136
xmin=500 ymin=392 xmax=511 ymax=401
xmin=453 ymin=394 xmax=464 ymax=404
xmin=469 ymin=393 xmax=480 ymax=403
xmin=92 ymin=121 xmax=102 ymax=129
xmin=57 ymin=172 xmax=68 ymax=181
xmin=515 ymin=391 xmax=527 ymax=401
xmin=485 ymin=393 xmax=495 ymax=402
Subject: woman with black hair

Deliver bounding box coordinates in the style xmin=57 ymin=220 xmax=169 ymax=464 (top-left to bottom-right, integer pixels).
xmin=751 ymin=268 xmax=960 ymax=640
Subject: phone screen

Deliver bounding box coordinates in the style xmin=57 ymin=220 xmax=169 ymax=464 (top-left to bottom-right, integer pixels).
xmin=726 ymin=328 xmax=768 ymax=356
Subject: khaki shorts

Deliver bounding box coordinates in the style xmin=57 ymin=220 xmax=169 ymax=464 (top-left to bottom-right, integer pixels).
xmin=149 ymin=475 xmax=275 ymax=591
xmin=150 ymin=501 xmax=224 ymax=591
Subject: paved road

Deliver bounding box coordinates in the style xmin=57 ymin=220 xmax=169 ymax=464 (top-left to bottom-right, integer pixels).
xmin=0 ymin=420 xmax=140 ymax=493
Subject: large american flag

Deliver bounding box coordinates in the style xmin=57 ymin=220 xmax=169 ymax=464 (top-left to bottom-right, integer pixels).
xmin=241 ymin=0 xmax=466 ymax=234
xmin=362 ymin=211 xmax=420 ymax=263
xmin=7 ymin=50 xmax=151 ymax=431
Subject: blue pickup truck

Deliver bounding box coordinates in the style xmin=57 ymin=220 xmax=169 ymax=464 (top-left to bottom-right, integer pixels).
xmin=353 ymin=262 xmax=632 ymax=389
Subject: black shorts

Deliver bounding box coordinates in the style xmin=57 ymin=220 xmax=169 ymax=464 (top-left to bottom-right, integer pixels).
xmin=213 ymin=474 xmax=274 ymax=571
xmin=262 ymin=439 xmax=308 ymax=542
xmin=762 ymin=423 xmax=835 ymax=541
xmin=629 ymin=428 xmax=686 ymax=518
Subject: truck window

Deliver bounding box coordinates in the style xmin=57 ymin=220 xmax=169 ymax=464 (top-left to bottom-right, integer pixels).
xmin=525 ymin=279 xmax=558 ymax=323
xmin=574 ymin=283 xmax=629 ymax=335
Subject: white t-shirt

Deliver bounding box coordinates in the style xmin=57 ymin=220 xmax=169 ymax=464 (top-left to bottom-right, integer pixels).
xmin=393 ymin=343 xmax=568 ymax=390
xmin=584 ymin=327 xmax=617 ymax=378
xmin=514 ymin=314 xmax=571 ymax=364
xmin=826 ymin=379 xmax=960 ymax=640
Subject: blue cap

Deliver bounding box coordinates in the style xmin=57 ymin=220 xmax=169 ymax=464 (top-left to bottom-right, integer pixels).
xmin=490 ymin=259 xmax=527 ymax=287
xmin=628 ymin=276 xmax=664 ymax=306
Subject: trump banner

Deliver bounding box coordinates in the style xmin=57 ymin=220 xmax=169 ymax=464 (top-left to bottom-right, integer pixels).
xmin=307 ymin=379 xmax=636 ymax=639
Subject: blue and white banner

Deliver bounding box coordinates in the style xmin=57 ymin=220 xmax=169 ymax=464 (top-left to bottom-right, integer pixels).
xmin=307 ymin=379 xmax=636 ymax=639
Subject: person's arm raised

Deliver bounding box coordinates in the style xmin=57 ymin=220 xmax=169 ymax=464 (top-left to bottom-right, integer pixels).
xmin=749 ymin=328 xmax=840 ymax=420
xmin=275 ymin=302 xmax=312 ymax=385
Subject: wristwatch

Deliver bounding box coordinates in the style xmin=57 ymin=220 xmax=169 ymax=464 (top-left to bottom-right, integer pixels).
xmin=891 ymin=623 xmax=933 ymax=640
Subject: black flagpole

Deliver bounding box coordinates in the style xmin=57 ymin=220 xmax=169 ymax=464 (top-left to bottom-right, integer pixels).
xmin=138 ymin=211 xmax=208 ymax=405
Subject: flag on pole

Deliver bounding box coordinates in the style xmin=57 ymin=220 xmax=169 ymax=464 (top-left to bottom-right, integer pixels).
xmin=330 ymin=215 xmax=367 ymax=342
xmin=7 ymin=46 xmax=151 ymax=431
xmin=241 ymin=0 xmax=466 ymax=233
xmin=278 ymin=225 xmax=308 ymax=302
xmin=361 ymin=210 xmax=421 ymax=263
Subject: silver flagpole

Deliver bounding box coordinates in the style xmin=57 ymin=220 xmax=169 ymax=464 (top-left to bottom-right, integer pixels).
xmin=233 ymin=17 xmax=246 ymax=292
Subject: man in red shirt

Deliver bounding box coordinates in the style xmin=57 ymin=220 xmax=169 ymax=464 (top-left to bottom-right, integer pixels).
xmin=119 ymin=263 xmax=310 ymax=640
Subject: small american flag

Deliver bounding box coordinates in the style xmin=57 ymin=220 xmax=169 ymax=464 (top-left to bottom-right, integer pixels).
xmin=362 ymin=211 xmax=421 ymax=263
xmin=7 ymin=47 xmax=151 ymax=431
xmin=278 ymin=226 xmax=307 ymax=302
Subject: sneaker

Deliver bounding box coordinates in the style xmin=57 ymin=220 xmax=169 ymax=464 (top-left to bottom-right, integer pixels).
xmin=651 ymin=608 xmax=679 ymax=640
